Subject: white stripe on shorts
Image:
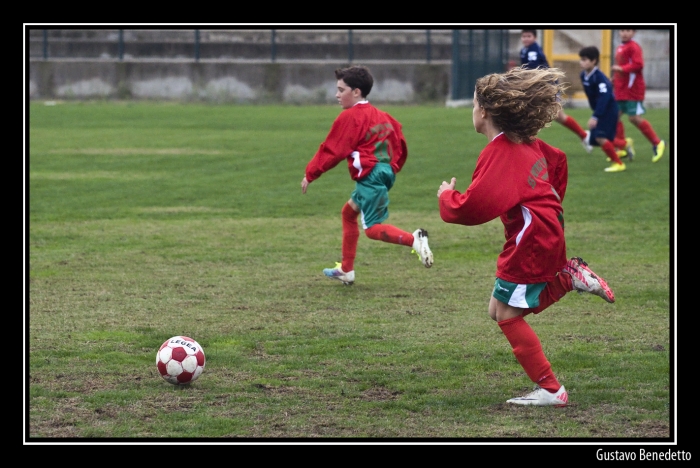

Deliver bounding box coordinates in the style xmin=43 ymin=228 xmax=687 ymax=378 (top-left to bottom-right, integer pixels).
xmin=509 ymin=283 xmax=530 ymax=308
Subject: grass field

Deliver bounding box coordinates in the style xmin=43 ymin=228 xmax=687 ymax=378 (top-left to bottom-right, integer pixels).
xmin=26 ymin=101 xmax=674 ymax=445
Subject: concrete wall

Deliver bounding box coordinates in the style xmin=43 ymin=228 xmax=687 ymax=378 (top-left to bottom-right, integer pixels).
xmin=27 ymin=29 xmax=670 ymax=105
xmin=28 ymin=60 xmax=452 ymax=104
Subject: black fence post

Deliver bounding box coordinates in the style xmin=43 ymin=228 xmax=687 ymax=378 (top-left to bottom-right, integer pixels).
xmin=42 ymin=29 xmax=48 ymax=60
xmin=271 ymin=29 xmax=276 ymax=62
xmin=426 ymin=29 xmax=431 ymax=63
xmin=194 ymin=29 xmax=200 ymax=61
xmin=451 ymin=30 xmax=460 ymax=100
xmin=500 ymin=29 xmax=507 ymax=70
xmin=118 ymin=30 xmax=124 ymax=61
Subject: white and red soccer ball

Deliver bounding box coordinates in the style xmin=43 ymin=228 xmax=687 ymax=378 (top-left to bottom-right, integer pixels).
xmin=156 ymin=336 xmax=206 ymax=385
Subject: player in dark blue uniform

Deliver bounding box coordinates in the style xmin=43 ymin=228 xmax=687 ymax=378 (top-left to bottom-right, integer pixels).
xmin=520 ymin=30 xmax=550 ymax=69
xmin=578 ymin=46 xmax=627 ymax=172
xmin=519 ymin=29 xmax=591 ymax=151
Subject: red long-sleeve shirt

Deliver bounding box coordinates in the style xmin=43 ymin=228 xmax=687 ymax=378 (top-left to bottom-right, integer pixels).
xmin=305 ymin=102 xmax=407 ymax=182
xmin=439 ymin=134 xmax=568 ymax=283
xmin=613 ymin=39 xmax=646 ymax=101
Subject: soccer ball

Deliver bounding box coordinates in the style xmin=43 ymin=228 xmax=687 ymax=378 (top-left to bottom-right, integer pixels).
xmin=156 ymin=336 xmax=206 ymax=385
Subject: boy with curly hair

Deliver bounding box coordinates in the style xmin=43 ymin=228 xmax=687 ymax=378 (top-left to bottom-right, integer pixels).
xmin=437 ymin=66 xmax=616 ymax=406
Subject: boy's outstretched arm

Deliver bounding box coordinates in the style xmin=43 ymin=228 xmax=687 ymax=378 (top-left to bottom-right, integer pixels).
xmin=301 ymin=176 xmax=310 ymax=194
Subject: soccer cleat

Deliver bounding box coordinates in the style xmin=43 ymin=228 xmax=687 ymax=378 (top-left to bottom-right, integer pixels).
xmin=507 ymin=385 xmax=568 ymax=407
xmin=624 ymin=137 xmax=635 ymax=161
xmin=614 ymin=137 xmax=634 ymax=160
xmin=563 ymin=256 xmax=615 ymax=303
xmin=323 ymin=262 xmax=355 ymax=285
xmin=652 ymin=140 xmax=665 ymax=163
xmin=604 ymin=162 xmax=626 ymax=172
xmin=411 ymin=229 xmax=433 ymax=268
xmin=581 ymin=131 xmax=593 ymax=154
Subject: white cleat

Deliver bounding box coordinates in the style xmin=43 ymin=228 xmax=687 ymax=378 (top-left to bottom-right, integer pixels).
xmin=323 ymin=262 xmax=355 ymax=285
xmin=412 ymin=229 xmax=433 ymax=268
xmin=581 ymin=131 xmax=593 ymax=154
xmin=507 ymin=385 xmax=568 ymax=407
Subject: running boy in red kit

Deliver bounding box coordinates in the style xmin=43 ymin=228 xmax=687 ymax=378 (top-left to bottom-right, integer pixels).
xmin=611 ymin=29 xmax=666 ymax=162
xmin=302 ymin=65 xmax=433 ymax=286
xmin=437 ymin=66 xmax=615 ymax=406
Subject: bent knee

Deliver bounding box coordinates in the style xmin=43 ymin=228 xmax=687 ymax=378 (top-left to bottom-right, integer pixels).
xmin=364 ymin=224 xmax=381 ymax=240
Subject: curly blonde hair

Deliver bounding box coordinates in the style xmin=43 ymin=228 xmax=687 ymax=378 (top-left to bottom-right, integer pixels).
xmin=475 ymin=66 xmax=569 ymax=143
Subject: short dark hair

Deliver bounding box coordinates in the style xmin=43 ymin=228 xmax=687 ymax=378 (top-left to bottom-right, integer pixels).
xmin=578 ymin=46 xmax=600 ymax=65
xmin=335 ymin=65 xmax=373 ymax=98
xmin=521 ymin=29 xmax=537 ymax=37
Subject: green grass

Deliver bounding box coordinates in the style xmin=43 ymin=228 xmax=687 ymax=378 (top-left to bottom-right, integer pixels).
xmin=27 ymin=101 xmax=673 ymax=443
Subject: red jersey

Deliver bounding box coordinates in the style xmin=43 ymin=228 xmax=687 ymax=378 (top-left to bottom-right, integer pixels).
xmin=439 ymin=134 xmax=568 ymax=283
xmin=613 ymin=39 xmax=646 ymax=101
xmin=305 ymin=102 xmax=407 ymax=183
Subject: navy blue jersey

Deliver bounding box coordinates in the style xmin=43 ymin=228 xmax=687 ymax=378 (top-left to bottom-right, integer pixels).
xmin=520 ymin=42 xmax=550 ymax=69
xmin=580 ymin=67 xmax=618 ymax=120
xmin=581 ymin=67 xmax=619 ymax=143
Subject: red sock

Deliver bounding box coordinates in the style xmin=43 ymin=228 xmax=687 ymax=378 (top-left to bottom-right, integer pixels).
xmin=613 ymin=136 xmax=628 ymax=150
xmin=616 ymin=120 xmax=626 ymax=140
xmin=498 ymin=316 xmax=561 ymax=392
xmin=364 ymin=223 xmax=414 ymax=246
xmin=529 ymin=272 xmax=572 ymax=314
xmin=341 ymin=202 xmax=359 ymax=273
xmin=602 ymin=140 xmax=623 ymax=164
xmin=635 ymin=120 xmax=661 ymax=146
xmin=562 ymin=115 xmax=587 ymax=139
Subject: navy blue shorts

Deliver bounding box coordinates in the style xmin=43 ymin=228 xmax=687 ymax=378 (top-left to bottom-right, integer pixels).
xmin=589 ymin=111 xmax=618 ymax=146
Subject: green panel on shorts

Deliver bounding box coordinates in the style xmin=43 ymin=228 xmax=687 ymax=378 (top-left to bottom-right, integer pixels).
xmin=351 ymin=163 xmax=395 ymax=229
xmin=618 ymin=100 xmax=646 ymax=116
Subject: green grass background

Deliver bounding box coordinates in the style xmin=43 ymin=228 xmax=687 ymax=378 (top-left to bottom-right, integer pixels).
xmin=27 ymin=101 xmax=673 ymax=443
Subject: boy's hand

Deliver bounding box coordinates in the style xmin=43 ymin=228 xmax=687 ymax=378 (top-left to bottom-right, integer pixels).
xmin=437 ymin=177 xmax=456 ymax=198
xmin=301 ymin=176 xmax=310 ymax=194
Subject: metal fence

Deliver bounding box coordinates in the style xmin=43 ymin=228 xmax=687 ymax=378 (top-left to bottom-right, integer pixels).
xmin=27 ymin=29 xmax=455 ymax=63
xmin=451 ymin=30 xmax=509 ymax=101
